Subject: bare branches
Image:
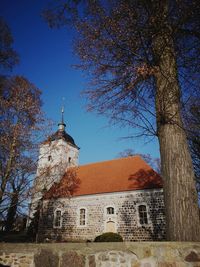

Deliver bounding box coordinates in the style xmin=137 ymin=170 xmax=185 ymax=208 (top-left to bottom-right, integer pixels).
xmin=0 ymin=76 xmax=45 ymax=224
xmin=43 ymin=0 xmax=200 ymax=240
xmin=0 ymin=17 xmax=19 ymax=70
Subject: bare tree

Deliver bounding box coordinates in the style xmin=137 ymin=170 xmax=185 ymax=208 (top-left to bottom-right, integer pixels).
xmin=4 ymin=156 xmax=36 ymax=231
xmin=0 ymin=19 xmax=51 ymax=232
xmin=183 ymin=98 xmax=200 ymax=196
xmin=0 ymin=17 xmax=19 ymax=71
xmin=44 ymin=0 xmax=200 ymax=241
xmin=118 ymin=149 xmax=161 ymax=173
xmin=0 ymin=76 xmax=44 ymax=229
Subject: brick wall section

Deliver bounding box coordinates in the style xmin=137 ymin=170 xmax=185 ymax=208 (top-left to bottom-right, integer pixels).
xmin=0 ymin=242 xmax=200 ymax=267
xmin=37 ymin=189 xmax=165 ymax=242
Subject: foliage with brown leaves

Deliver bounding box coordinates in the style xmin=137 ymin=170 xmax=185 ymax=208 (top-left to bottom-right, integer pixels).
xmin=0 ymin=17 xmax=19 ymax=71
xmin=44 ymin=0 xmax=200 ymax=241
xmin=0 ymin=76 xmax=44 ymax=230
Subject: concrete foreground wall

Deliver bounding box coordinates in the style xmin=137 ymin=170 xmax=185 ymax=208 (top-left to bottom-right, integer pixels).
xmin=0 ymin=242 xmax=200 ymax=267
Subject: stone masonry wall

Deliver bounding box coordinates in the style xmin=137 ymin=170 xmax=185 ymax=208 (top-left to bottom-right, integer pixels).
xmin=0 ymin=242 xmax=200 ymax=267
xmin=38 ymin=189 xmax=165 ymax=242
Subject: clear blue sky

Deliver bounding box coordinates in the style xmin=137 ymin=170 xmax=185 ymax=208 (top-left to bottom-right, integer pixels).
xmin=1 ymin=0 xmax=160 ymax=165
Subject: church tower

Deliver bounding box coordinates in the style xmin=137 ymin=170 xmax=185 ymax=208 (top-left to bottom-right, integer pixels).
xmin=29 ymin=108 xmax=79 ymax=221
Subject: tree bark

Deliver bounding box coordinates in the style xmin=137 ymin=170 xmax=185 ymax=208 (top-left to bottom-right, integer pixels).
xmin=153 ymin=20 xmax=200 ymax=241
xmin=0 ymin=136 xmax=16 ymax=204
xmin=5 ymin=191 xmax=19 ymax=232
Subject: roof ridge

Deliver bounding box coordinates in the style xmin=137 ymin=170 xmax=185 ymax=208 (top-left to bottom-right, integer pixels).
xmin=79 ymin=155 xmax=142 ymax=168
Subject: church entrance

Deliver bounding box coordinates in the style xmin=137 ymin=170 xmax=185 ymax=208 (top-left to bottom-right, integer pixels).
xmin=105 ymin=221 xmax=116 ymax=233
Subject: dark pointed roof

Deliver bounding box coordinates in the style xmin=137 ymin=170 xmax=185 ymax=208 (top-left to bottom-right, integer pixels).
xmin=44 ymin=107 xmax=79 ymax=148
xmin=49 ymin=129 xmax=79 ymax=148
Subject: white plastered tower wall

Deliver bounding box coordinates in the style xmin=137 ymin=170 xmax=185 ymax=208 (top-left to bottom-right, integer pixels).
xmin=36 ymin=139 xmax=78 ymax=189
xmin=28 ymin=118 xmax=79 ymax=224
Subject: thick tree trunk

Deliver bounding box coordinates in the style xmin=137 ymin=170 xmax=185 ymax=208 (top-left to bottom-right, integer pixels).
xmin=0 ymin=136 xmax=16 ymax=204
xmin=153 ymin=18 xmax=200 ymax=240
xmin=5 ymin=191 xmax=19 ymax=232
xmin=158 ymin=121 xmax=200 ymax=241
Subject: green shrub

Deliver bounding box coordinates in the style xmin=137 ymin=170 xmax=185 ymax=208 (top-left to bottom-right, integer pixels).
xmin=94 ymin=232 xmax=123 ymax=242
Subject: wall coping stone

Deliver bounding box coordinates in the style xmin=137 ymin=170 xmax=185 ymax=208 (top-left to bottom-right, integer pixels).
xmin=0 ymin=242 xmax=200 ymax=254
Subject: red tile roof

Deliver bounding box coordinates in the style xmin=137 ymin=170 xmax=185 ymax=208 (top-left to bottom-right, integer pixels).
xmin=44 ymin=156 xmax=163 ymax=199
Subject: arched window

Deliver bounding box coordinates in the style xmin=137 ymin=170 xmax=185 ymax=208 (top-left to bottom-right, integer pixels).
xmin=53 ymin=209 xmax=62 ymax=228
xmin=138 ymin=205 xmax=148 ymax=225
xmin=107 ymin=207 xmax=115 ymax=215
xmin=79 ymin=208 xmax=86 ymax=226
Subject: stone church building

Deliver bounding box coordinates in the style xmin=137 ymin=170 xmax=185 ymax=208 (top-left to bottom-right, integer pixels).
xmin=30 ymin=114 xmax=165 ymax=242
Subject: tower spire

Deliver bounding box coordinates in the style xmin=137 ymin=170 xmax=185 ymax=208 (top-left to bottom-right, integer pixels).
xmin=61 ymin=105 xmax=64 ymax=124
xmin=58 ymin=99 xmax=66 ymax=131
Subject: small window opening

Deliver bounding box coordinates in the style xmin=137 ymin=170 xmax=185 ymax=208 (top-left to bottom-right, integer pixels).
xmin=107 ymin=207 xmax=114 ymax=215
xmin=54 ymin=210 xmax=62 ymax=228
xmin=138 ymin=205 xmax=148 ymax=225
xmin=80 ymin=208 xmax=86 ymax=226
xmin=48 ymin=155 xmax=52 ymax=161
xmin=68 ymin=157 xmax=71 ymax=163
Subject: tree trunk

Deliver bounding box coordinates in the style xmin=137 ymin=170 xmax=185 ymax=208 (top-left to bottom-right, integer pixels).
xmin=5 ymin=191 xmax=19 ymax=232
xmin=153 ymin=17 xmax=200 ymax=240
xmin=0 ymin=136 xmax=16 ymax=204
